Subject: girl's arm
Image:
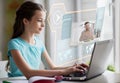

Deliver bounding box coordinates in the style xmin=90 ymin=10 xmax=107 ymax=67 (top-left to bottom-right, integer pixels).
xmin=11 ymin=49 xmax=80 ymax=79
xmin=42 ymin=49 xmax=88 ymax=70
xmin=42 ymin=49 xmax=77 ymax=70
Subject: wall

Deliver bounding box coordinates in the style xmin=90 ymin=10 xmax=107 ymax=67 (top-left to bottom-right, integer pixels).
xmin=0 ymin=0 xmax=4 ymax=60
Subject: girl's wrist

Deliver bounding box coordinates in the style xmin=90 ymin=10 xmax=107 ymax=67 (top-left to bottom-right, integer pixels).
xmin=59 ymin=70 xmax=64 ymax=75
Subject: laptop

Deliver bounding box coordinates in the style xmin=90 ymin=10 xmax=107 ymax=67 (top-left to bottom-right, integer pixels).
xmin=63 ymin=39 xmax=113 ymax=81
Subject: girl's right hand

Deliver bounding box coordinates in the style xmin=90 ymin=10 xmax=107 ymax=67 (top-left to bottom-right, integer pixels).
xmin=62 ymin=65 xmax=84 ymax=75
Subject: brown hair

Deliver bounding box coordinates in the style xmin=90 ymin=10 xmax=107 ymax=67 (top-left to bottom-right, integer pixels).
xmin=84 ymin=21 xmax=90 ymax=25
xmin=12 ymin=1 xmax=45 ymax=39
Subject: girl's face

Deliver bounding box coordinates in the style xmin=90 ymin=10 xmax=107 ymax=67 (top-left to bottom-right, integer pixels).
xmin=24 ymin=10 xmax=46 ymax=34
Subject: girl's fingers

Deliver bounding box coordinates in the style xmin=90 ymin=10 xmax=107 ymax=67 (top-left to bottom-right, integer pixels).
xmin=80 ymin=63 xmax=89 ymax=69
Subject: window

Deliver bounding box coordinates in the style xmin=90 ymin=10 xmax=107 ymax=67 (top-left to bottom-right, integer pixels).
xmin=47 ymin=0 xmax=115 ymax=69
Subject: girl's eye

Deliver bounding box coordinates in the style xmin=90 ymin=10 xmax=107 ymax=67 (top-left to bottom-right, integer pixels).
xmin=37 ymin=19 xmax=45 ymax=22
xmin=37 ymin=20 xmax=42 ymax=22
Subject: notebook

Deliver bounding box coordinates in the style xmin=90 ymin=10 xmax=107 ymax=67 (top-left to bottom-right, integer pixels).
xmin=29 ymin=76 xmax=55 ymax=83
xmin=63 ymin=39 xmax=113 ymax=81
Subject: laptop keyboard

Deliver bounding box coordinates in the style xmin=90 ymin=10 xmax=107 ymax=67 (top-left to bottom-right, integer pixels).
xmin=63 ymin=71 xmax=87 ymax=77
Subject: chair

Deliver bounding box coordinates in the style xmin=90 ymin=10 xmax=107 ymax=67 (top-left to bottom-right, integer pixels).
xmin=0 ymin=60 xmax=8 ymax=78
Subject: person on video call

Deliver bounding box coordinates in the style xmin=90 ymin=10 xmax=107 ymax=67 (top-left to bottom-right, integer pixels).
xmin=80 ymin=21 xmax=95 ymax=42
xmin=6 ymin=1 xmax=88 ymax=79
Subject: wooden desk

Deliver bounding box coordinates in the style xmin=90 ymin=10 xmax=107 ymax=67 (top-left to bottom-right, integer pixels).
xmin=0 ymin=71 xmax=120 ymax=83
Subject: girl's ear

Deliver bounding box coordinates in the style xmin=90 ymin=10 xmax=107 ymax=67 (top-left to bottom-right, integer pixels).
xmin=23 ymin=18 xmax=29 ymax=25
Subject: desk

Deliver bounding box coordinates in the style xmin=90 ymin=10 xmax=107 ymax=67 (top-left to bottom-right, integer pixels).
xmin=0 ymin=71 xmax=120 ymax=83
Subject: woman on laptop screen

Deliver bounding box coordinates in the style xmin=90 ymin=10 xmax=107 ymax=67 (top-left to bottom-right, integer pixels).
xmin=80 ymin=21 xmax=95 ymax=42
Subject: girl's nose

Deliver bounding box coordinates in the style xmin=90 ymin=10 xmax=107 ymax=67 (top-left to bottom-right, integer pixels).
xmin=41 ymin=22 xmax=45 ymax=27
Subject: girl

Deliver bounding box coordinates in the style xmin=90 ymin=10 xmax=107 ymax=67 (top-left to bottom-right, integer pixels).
xmin=7 ymin=1 xmax=87 ymax=79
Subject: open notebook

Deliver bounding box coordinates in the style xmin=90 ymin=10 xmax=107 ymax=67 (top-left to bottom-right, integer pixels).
xmin=0 ymin=76 xmax=57 ymax=83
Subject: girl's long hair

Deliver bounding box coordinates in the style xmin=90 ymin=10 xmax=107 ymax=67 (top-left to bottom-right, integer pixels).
xmin=12 ymin=1 xmax=45 ymax=39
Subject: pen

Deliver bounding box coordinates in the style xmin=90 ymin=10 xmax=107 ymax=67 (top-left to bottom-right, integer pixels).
xmin=2 ymin=80 xmax=11 ymax=83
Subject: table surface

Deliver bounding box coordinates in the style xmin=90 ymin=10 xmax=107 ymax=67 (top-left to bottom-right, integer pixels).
xmin=0 ymin=71 xmax=120 ymax=83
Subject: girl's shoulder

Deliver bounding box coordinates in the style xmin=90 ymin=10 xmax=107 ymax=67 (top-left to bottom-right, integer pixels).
xmin=8 ymin=37 xmax=20 ymax=44
xmin=8 ymin=37 xmax=25 ymax=47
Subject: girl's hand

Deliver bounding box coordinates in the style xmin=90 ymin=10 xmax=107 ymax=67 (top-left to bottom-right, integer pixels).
xmin=75 ymin=63 xmax=89 ymax=73
xmin=62 ymin=65 xmax=84 ymax=75
xmin=76 ymin=63 xmax=89 ymax=69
